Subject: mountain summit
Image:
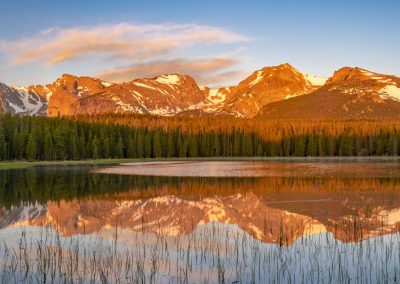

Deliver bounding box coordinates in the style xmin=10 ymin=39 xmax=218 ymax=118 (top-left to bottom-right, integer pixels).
xmin=222 ymin=63 xmax=326 ymax=117
xmin=257 ymin=67 xmax=400 ymax=119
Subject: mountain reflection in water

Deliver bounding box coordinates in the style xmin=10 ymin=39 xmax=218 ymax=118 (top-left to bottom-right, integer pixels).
xmin=1 ymin=161 xmax=400 ymax=245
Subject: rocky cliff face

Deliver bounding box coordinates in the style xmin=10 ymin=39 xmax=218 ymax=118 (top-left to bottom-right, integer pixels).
xmin=72 ymin=74 xmax=209 ymax=116
xmin=28 ymin=74 xmax=109 ymax=116
xmin=0 ymin=83 xmax=47 ymax=115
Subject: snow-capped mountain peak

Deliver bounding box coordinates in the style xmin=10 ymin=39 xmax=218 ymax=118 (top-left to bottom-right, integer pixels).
xmin=1 ymin=64 xmax=399 ymax=119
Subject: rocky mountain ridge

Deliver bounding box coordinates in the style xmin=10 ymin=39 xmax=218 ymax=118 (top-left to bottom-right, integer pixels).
xmin=1 ymin=64 xmax=399 ymax=119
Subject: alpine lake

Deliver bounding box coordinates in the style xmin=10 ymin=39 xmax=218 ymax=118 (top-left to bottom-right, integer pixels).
xmin=0 ymin=159 xmax=399 ymax=283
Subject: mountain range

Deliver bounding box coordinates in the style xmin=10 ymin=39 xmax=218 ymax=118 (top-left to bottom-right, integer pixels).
xmin=1 ymin=63 xmax=399 ymax=119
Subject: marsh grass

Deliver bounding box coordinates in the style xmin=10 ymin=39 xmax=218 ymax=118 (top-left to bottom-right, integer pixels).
xmin=0 ymin=219 xmax=399 ymax=283
xmin=0 ymin=159 xmax=143 ymax=171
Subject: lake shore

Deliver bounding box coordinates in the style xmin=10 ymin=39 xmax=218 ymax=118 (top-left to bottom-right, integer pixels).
xmin=1 ymin=156 xmax=400 ymax=170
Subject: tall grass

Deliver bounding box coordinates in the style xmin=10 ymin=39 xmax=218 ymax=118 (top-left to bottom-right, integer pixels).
xmin=0 ymin=220 xmax=399 ymax=283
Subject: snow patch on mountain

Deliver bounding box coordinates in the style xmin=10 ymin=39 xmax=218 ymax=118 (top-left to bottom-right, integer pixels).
xmin=359 ymin=69 xmax=376 ymax=77
xmin=150 ymin=107 xmax=179 ymax=116
xmin=379 ymin=84 xmax=400 ymax=101
xmin=285 ymin=93 xmax=300 ymax=99
xmin=132 ymin=81 xmax=158 ymax=91
xmin=249 ymin=70 xmax=264 ymax=87
xmin=101 ymin=81 xmax=112 ymax=87
xmin=207 ymin=89 xmax=226 ymax=104
xmin=4 ymin=85 xmax=47 ymax=115
xmin=155 ymin=75 xmax=181 ymax=85
xmin=112 ymin=96 xmax=141 ymax=113
xmin=303 ymin=73 xmax=327 ymax=86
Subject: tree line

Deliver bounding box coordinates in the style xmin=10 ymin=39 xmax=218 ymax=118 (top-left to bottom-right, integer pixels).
xmin=0 ymin=113 xmax=399 ymax=161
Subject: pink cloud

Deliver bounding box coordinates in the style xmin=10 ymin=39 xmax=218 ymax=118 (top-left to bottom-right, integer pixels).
xmin=95 ymin=57 xmax=245 ymax=86
xmin=2 ymin=23 xmax=248 ymax=65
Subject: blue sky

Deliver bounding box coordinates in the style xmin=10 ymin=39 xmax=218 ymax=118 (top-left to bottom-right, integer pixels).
xmin=0 ymin=0 xmax=399 ymax=87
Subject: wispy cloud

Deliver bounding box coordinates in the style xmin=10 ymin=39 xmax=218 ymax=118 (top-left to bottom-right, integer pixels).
xmin=1 ymin=23 xmax=248 ymax=65
xmin=95 ymin=57 xmax=244 ymax=86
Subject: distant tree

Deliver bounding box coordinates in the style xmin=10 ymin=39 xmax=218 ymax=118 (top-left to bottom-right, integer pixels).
xmin=188 ymin=135 xmax=198 ymax=157
xmin=393 ymin=134 xmax=399 ymax=156
xmin=26 ymin=132 xmax=37 ymax=161
xmin=115 ymin=136 xmax=124 ymax=158
xmin=294 ymin=137 xmax=306 ymax=157
xmin=152 ymin=131 xmax=162 ymax=158
xmin=282 ymin=138 xmax=291 ymax=156
xmin=256 ymin=142 xmax=263 ymax=156
xmin=126 ymin=136 xmax=135 ymax=158
xmin=92 ymin=136 xmax=99 ymax=159
xmin=306 ymin=136 xmax=317 ymax=156
xmin=43 ymin=131 xmax=53 ymax=161
xmin=0 ymin=123 xmax=7 ymax=161
xmin=136 ymin=131 xmax=144 ymax=158
xmin=167 ymin=133 xmax=175 ymax=157
xmin=143 ymin=132 xmax=152 ymax=158
xmin=103 ymin=138 xmax=111 ymax=158
xmin=212 ymin=132 xmax=221 ymax=156
xmin=53 ymin=127 xmax=66 ymax=160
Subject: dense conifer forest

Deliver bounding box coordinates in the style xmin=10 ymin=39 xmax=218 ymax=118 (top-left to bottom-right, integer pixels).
xmin=0 ymin=113 xmax=399 ymax=161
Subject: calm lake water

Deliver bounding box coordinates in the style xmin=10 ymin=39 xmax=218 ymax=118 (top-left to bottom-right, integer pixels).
xmin=0 ymin=160 xmax=399 ymax=283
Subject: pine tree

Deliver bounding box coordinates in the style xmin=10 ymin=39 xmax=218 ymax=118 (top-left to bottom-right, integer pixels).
xmin=180 ymin=136 xmax=189 ymax=157
xmin=393 ymin=134 xmax=399 ymax=156
xmin=339 ymin=136 xmax=355 ymax=156
xmin=327 ymin=137 xmax=336 ymax=156
xmin=376 ymin=137 xmax=385 ymax=156
xmin=317 ymin=136 xmax=325 ymax=157
xmin=136 ymin=131 xmax=144 ymax=158
xmin=115 ymin=136 xmax=124 ymax=158
xmin=189 ymin=136 xmax=198 ymax=157
xmin=241 ymin=135 xmax=253 ymax=156
xmin=17 ymin=131 xmax=26 ymax=159
xmin=26 ymin=132 xmax=37 ymax=161
xmin=126 ymin=136 xmax=135 ymax=158
xmin=212 ymin=133 xmax=221 ymax=156
xmin=167 ymin=133 xmax=175 ymax=157
xmin=282 ymin=138 xmax=291 ymax=156
xmin=143 ymin=132 xmax=152 ymax=158
xmin=306 ymin=136 xmax=317 ymax=156
xmin=233 ymin=130 xmax=241 ymax=156
xmin=10 ymin=128 xmax=19 ymax=159
xmin=294 ymin=137 xmax=306 ymax=157
xmin=43 ymin=131 xmax=53 ymax=161
xmin=0 ymin=123 xmax=7 ymax=161
xmin=256 ymin=142 xmax=263 ymax=156
xmin=152 ymin=131 xmax=162 ymax=158
xmin=53 ymin=127 xmax=66 ymax=160
xmin=92 ymin=136 xmax=99 ymax=159
xmin=71 ymin=134 xmax=80 ymax=160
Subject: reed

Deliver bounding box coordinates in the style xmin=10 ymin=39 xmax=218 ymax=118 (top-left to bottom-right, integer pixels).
xmin=0 ymin=220 xmax=398 ymax=283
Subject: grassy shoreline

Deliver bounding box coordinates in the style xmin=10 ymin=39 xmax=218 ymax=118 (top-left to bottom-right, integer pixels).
xmin=0 ymin=159 xmax=142 ymax=170
xmin=0 ymin=156 xmax=399 ymax=170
